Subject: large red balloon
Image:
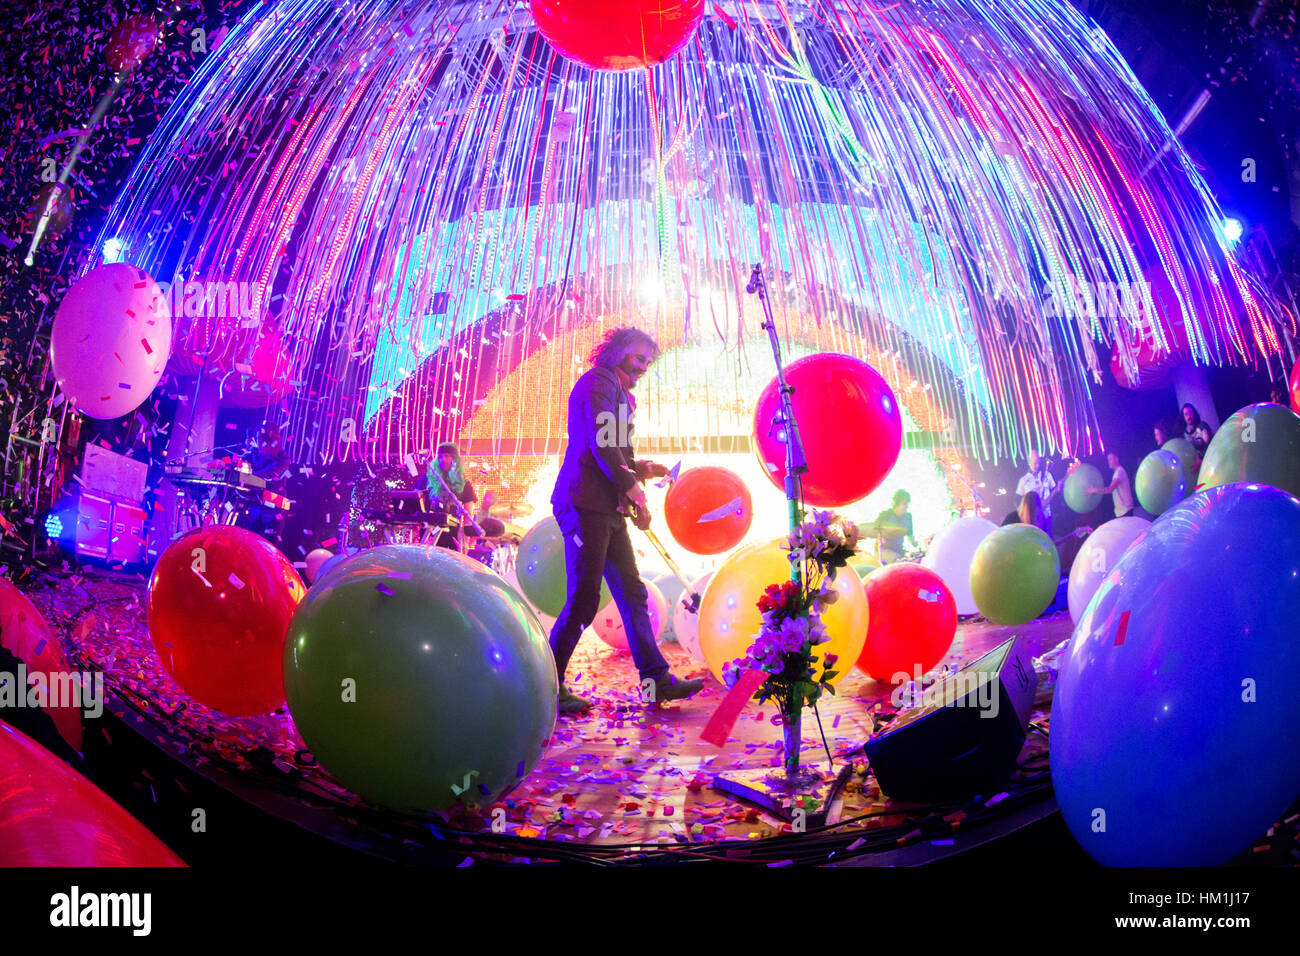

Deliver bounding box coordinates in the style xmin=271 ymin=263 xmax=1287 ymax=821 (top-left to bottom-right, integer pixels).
xmin=856 ymin=563 xmax=957 ymax=681
xmin=1109 ymin=269 xmax=1191 ymax=390
xmin=753 ymin=353 xmax=903 ymax=507
xmin=531 ymin=1 xmax=705 ymax=71
xmin=664 ymin=466 xmax=753 ymax=554
xmin=105 ymin=15 xmax=160 ymax=72
xmin=1290 ymin=354 xmax=1300 ymax=415
xmin=0 ymin=719 xmax=184 ymax=865
xmin=147 ymin=526 xmax=305 ymax=715
xmin=0 ymin=579 xmax=82 ymax=752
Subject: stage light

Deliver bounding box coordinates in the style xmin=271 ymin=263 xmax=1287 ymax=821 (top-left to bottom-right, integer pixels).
xmin=639 ymin=274 xmax=666 ymax=302
xmin=1222 ymin=218 xmax=1243 ymax=242
xmin=44 ymin=513 xmax=63 ymax=538
xmin=102 ymin=237 xmax=124 ymax=262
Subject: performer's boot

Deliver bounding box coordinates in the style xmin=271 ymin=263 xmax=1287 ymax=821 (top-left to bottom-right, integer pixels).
xmin=558 ymin=686 xmax=592 ymax=714
xmin=655 ymin=675 xmax=704 ymax=703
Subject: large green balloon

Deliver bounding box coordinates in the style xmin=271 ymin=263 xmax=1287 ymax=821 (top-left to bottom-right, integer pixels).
xmin=1063 ymin=463 xmax=1103 ymax=514
xmin=1161 ymin=437 xmax=1199 ymax=490
xmin=1197 ymin=403 xmax=1300 ymax=498
xmin=515 ymin=516 xmax=612 ymax=616
xmin=969 ymin=524 xmax=1061 ymax=625
xmin=1135 ymin=449 xmax=1186 ymax=515
xmin=283 ymin=545 xmax=557 ymax=813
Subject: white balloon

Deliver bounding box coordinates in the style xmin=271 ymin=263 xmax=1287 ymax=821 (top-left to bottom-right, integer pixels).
xmin=51 ymin=263 xmax=172 ymax=420
xmin=922 ymin=517 xmax=998 ymax=615
xmin=1067 ymin=516 xmax=1151 ymax=623
xmin=671 ymin=571 xmax=713 ymax=665
xmin=652 ymin=573 xmax=687 ymax=642
xmin=304 ymin=548 xmax=333 ymax=584
xmin=592 ymin=579 xmax=669 ymax=651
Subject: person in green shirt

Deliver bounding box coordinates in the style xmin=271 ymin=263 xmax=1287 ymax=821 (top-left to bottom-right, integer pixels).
xmin=869 ymin=489 xmax=917 ymax=563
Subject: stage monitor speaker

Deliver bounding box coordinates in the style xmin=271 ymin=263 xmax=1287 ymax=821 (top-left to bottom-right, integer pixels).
xmin=75 ymin=492 xmax=147 ymax=564
xmin=110 ymin=503 xmax=147 ymax=563
xmin=81 ymin=445 xmax=148 ymax=503
xmin=76 ymin=492 xmax=113 ymax=559
xmin=862 ymin=635 xmax=1038 ymax=803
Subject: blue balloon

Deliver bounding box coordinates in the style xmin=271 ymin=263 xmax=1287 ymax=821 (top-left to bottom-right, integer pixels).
xmin=1051 ymin=484 xmax=1300 ymax=865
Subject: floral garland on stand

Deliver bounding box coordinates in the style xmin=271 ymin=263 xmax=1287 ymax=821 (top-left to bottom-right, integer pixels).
xmin=722 ymin=510 xmax=860 ymax=778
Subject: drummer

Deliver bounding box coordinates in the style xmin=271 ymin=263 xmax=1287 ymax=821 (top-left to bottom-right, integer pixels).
xmin=868 ymin=489 xmax=918 ymax=564
xmin=422 ymin=443 xmax=484 ymax=549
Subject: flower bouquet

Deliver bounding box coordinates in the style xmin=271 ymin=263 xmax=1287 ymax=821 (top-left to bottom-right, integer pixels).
xmin=721 ymin=510 xmax=860 ymax=776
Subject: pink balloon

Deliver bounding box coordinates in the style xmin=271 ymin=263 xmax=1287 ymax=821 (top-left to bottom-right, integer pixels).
xmin=753 ymin=353 xmax=902 ymax=507
xmin=51 ymin=264 xmax=172 ymax=420
xmin=304 ymin=548 xmax=334 ymax=584
xmin=592 ymin=580 xmax=668 ymax=652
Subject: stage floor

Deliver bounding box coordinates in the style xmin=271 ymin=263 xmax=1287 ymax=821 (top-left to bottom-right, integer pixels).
xmin=17 ymin=565 xmax=1076 ymax=858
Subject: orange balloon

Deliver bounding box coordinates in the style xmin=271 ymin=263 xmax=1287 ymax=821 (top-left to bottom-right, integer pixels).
xmin=147 ymin=526 xmax=305 ymax=715
xmin=0 ymin=719 xmax=184 ymax=865
xmin=697 ymin=539 xmax=867 ymax=686
xmin=0 ymin=579 xmax=82 ymax=752
xmin=664 ymin=466 xmax=753 ymax=554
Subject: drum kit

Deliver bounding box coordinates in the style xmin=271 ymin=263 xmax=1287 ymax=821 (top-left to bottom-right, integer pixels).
xmin=351 ymin=485 xmax=531 ymax=573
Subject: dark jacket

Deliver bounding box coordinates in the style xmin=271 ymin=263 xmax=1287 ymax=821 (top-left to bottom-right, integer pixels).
xmin=552 ymin=366 xmax=641 ymax=514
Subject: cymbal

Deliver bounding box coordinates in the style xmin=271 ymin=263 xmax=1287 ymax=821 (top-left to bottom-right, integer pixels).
xmin=488 ymin=502 xmax=534 ymax=517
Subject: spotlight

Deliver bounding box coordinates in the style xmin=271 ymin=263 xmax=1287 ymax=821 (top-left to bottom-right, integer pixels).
xmin=103 ymin=237 xmax=124 ymax=262
xmin=44 ymin=513 xmax=63 ymax=538
xmin=1222 ymin=218 xmax=1243 ymax=243
xmin=640 ymin=275 xmax=666 ymax=302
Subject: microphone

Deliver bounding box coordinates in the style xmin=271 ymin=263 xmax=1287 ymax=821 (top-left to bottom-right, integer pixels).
xmin=745 ymin=263 xmax=761 ymax=294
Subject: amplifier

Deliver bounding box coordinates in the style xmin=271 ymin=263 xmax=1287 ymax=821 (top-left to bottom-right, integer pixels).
xmin=75 ymin=492 xmax=147 ymax=564
xmin=863 ymin=635 xmax=1038 ymax=802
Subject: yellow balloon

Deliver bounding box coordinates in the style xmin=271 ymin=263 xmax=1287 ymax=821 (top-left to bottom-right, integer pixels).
xmin=698 ymin=538 xmax=868 ymax=686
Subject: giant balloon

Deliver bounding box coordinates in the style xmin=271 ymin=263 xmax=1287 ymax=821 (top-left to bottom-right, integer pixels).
xmin=531 ymin=1 xmax=705 ymax=71
xmin=147 ymin=525 xmax=305 ymax=715
xmin=1196 ymin=403 xmax=1300 ymax=499
xmin=283 ymin=546 xmax=556 ymax=813
xmin=1161 ymin=437 xmax=1199 ymax=490
xmin=672 ymin=571 xmax=711 ymax=665
xmin=969 ymin=524 xmax=1060 ymax=625
xmin=1290 ymin=355 xmax=1300 ymax=414
xmin=664 ymin=467 xmax=753 ymax=554
xmin=651 ymin=573 xmax=686 ymax=642
xmin=515 ymin=516 xmax=611 ymax=617
xmin=1063 ymin=463 xmax=1103 ymax=514
xmin=921 ymin=517 xmax=997 ymax=616
xmin=592 ymin=578 xmax=669 ymax=652
xmin=1066 ymin=516 xmax=1149 ymax=623
xmin=0 ymin=579 xmax=82 ymax=751
xmin=698 ymin=540 xmax=867 ymax=686
xmin=1135 ymin=449 xmax=1186 ymax=515
xmin=0 ymin=719 xmax=184 ymax=865
xmin=105 ymin=14 xmax=160 ymax=72
xmin=753 ymin=353 xmax=902 ymax=507
xmin=856 ymin=563 xmax=957 ymax=681
xmin=304 ymin=548 xmax=334 ymax=584
xmin=1052 ymin=484 xmax=1300 ymax=865
xmin=51 ymin=263 xmax=172 ymax=420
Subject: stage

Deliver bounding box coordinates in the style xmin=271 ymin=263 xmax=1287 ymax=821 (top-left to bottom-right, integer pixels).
xmin=7 ymin=564 xmax=1290 ymax=867
xmin=8 ymin=564 xmax=1065 ymax=863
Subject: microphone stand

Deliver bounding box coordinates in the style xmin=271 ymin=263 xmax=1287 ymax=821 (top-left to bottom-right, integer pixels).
xmin=748 ymin=263 xmax=809 ymax=572
xmin=711 ymin=264 xmax=843 ymax=821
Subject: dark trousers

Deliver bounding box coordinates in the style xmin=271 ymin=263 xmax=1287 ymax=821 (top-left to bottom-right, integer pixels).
xmin=550 ymin=505 xmax=670 ymax=686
